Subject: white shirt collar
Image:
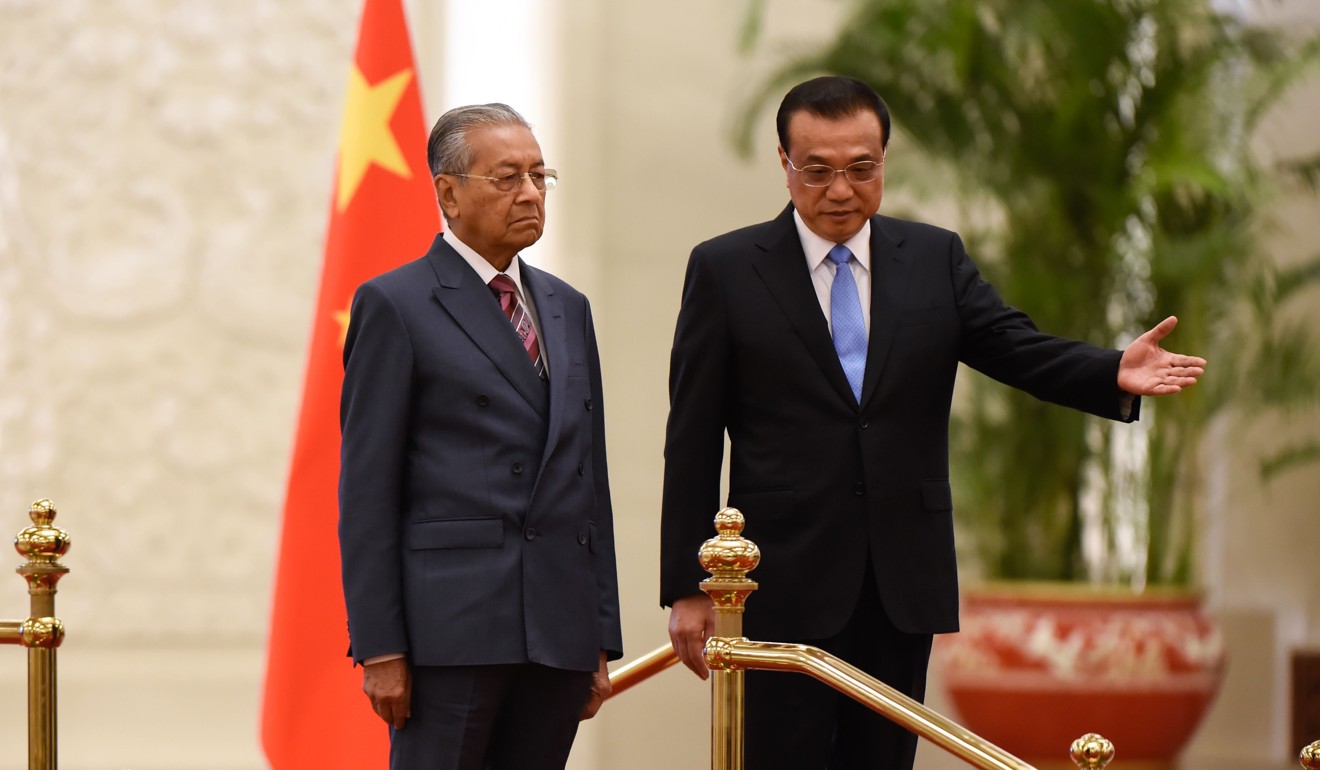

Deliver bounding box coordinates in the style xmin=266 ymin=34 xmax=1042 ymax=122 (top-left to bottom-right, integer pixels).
xmin=443 ymin=229 xmax=526 ymax=293
xmin=793 ymin=209 xmax=872 ymax=273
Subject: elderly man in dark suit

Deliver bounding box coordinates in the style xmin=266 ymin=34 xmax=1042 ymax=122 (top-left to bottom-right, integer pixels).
xmin=660 ymin=76 xmax=1205 ymax=770
xmin=339 ymin=103 xmax=621 ymax=770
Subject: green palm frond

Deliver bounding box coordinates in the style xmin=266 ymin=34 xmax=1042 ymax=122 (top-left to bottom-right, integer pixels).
xmin=737 ymin=0 xmax=1320 ymax=586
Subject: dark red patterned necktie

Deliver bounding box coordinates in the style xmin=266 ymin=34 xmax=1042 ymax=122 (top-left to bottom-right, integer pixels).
xmin=489 ymin=274 xmax=547 ymax=381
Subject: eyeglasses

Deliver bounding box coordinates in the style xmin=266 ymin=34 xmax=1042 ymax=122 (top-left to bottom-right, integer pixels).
xmin=445 ymin=169 xmax=558 ymax=193
xmin=786 ymin=157 xmax=883 ymax=188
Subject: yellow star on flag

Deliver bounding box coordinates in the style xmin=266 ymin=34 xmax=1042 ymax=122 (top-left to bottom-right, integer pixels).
xmin=336 ymin=65 xmax=414 ymax=212
xmin=334 ymin=298 xmax=352 ymax=349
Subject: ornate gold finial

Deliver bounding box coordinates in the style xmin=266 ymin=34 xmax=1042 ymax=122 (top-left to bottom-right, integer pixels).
xmin=1070 ymin=733 xmax=1115 ymax=769
xmin=15 ymin=498 xmax=71 ymax=564
xmin=1300 ymin=740 xmax=1320 ymax=769
xmin=14 ymin=498 xmax=71 ymax=597
xmin=698 ymin=507 xmax=760 ymax=580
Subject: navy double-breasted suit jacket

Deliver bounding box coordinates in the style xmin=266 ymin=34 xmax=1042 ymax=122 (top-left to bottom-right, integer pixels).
xmin=340 ymin=234 xmax=622 ymax=673
xmin=660 ymin=205 xmax=1137 ymax=641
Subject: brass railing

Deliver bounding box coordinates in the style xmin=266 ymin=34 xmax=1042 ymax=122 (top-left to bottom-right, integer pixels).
xmin=608 ymin=642 xmax=680 ymax=698
xmin=1 ymin=499 xmax=71 ymax=770
xmin=605 ymin=507 xmax=1085 ymax=769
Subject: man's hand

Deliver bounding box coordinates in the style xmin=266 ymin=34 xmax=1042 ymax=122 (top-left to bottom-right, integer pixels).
xmin=363 ymin=657 xmax=411 ymax=729
xmin=1118 ymin=316 xmax=1207 ymax=396
xmin=668 ymin=594 xmax=716 ymax=680
xmin=580 ymin=652 xmax=612 ymax=720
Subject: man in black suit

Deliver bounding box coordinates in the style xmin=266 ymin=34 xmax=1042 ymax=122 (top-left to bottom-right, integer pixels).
xmin=339 ymin=103 xmax=622 ymax=770
xmin=660 ymin=76 xmax=1205 ymax=769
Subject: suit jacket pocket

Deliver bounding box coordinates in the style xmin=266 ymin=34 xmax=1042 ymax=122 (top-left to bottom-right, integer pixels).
xmin=409 ymin=517 xmax=504 ymax=550
xmin=921 ymin=479 xmax=953 ymax=512
xmin=726 ymin=489 xmax=795 ymax=522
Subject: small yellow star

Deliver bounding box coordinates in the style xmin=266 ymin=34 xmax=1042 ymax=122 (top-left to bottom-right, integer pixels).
xmin=334 ymin=299 xmax=352 ymax=349
xmin=336 ymin=65 xmax=414 ymax=213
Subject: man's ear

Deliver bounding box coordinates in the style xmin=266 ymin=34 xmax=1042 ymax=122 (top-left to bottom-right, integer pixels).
xmin=434 ymin=174 xmax=460 ymax=221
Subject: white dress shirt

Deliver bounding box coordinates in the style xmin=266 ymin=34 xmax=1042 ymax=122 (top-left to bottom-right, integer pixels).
xmin=794 ymin=210 xmax=873 ymax=335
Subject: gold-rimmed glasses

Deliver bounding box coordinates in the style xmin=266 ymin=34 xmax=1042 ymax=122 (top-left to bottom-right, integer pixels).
xmin=444 ymin=169 xmax=558 ymax=192
xmin=786 ymin=157 xmax=883 ymax=187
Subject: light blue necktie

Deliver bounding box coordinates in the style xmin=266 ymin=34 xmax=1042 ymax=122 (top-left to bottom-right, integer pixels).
xmin=828 ymin=244 xmax=866 ymax=402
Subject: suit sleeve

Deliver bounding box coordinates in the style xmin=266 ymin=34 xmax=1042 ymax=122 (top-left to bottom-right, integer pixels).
xmin=660 ymin=245 xmax=731 ymax=607
xmin=948 ymin=232 xmax=1137 ymax=421
xmin=338 ymin=280 xmax=413 ymax=663
xmin=584 ymin=298 xmax=624 ymax=661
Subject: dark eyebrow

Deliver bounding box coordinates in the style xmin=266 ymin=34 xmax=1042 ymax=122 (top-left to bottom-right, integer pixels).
xmin=803 ymin=152 xmax=879 ymax=165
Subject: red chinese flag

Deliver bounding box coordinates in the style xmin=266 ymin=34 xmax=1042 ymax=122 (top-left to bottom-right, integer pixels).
xmin=262 ymin=0 xmax=437 ymax=766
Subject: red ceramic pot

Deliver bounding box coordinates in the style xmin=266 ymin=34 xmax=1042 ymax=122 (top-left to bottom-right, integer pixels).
xmin=937 ymin=583 xmax=1226 ymax=769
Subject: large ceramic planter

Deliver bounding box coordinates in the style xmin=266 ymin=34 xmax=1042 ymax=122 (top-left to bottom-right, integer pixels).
xmin=936 ymin=583 xmax=1226 ymax=769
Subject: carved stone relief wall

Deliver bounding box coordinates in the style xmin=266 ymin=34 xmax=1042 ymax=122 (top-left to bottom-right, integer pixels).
xmin=0 ymin=0 xmax=358 ymax=642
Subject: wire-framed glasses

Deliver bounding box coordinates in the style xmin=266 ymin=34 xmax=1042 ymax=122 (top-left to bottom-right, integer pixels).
xmin=786 ymin=157 xmax=883 ymax=187
xmin=446 ymin=169 xmax=559 ymax=192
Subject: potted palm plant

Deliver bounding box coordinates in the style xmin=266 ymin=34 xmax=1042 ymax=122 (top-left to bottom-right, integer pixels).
xmin=734 ymin=0 xmax=1320 ymax=765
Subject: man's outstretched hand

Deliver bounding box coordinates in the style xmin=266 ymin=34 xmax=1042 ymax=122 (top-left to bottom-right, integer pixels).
xmin=1118 ymin=316 xmax=1207 ymax=396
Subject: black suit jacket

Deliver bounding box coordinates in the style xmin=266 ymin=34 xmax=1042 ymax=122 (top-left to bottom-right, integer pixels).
xmin=340 ymin=234 xmax=622 ymax=672
xmin=660 ymin=205 xmax=1135 ymax=641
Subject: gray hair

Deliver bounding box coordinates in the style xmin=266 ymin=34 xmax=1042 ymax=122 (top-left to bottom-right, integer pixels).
xmin=427 ymin=103 xmax=531 ymax=177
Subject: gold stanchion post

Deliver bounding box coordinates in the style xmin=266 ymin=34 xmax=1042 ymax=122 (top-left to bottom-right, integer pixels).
xmin=14 ymin=499 xmax=71 ymax=770
xmin=698 ymin=508 xmax=760 ymax=770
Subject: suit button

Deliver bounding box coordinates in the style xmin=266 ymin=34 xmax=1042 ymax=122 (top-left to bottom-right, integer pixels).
xmin=860 ymin=419 xmax=869 ymax=429
xmin=511 ymin=462 xmax=524 ymax=474
xmin=577 ymin=532 xmax=588 ymax=545
xmin=584 ymin=398 xmax=593 ymax=411
xmin=524 ymin=527 xmax=537 ymax=540
xmin=476 ymin=394 xmax=490 ymax=407
xmin=854 ymin=483 xmax=864 ymax=496
xmin=577 ymin=462 xmax=585 ymax=477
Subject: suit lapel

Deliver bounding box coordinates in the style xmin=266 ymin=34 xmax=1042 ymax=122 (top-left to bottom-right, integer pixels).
xmin=859 ymin=218 xmax=912 ymax=409
xmin=425 ymin=239 xmax=549 ymax=416
xmin=750 ymin=205 xmax=859 ymax=408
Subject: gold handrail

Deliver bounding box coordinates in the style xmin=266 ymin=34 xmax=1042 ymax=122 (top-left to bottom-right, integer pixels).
xmin=711 ymin=640 xmax=1034 ymax=770
xmin=1 ymin=499 xmax=71 ymax=770
xmin=607 ymin=643 xmax=680 ymax=699
xmin=695 ymin=507 xmax=1111 ymax=770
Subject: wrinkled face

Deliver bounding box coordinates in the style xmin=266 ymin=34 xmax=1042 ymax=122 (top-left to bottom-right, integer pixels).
xmin=779 ymin=109 xmax=886 ymax=244
xmin=435 ymin=123 xmax=546 ymax=269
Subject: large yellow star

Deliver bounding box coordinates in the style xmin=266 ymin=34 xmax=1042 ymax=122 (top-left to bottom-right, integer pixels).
xmin=336 ymin=66 xmax=414 ymax=212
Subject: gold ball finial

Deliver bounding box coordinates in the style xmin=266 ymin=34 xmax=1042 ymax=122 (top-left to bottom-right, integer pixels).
xmin=1300 ymin=740 xmax=1320 ymax=769
xmin=1070 ymin=733 xmax=1115 ymax=769
xmin=29 ymin=498 xmax=56 ymax=526
xmin=713 ymin=507 xmax=744 ymax=536
xmin=698 ymin=507 xmax=760 ymax=580
xmin=15 ymin=498 xmax=70 ymax=564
